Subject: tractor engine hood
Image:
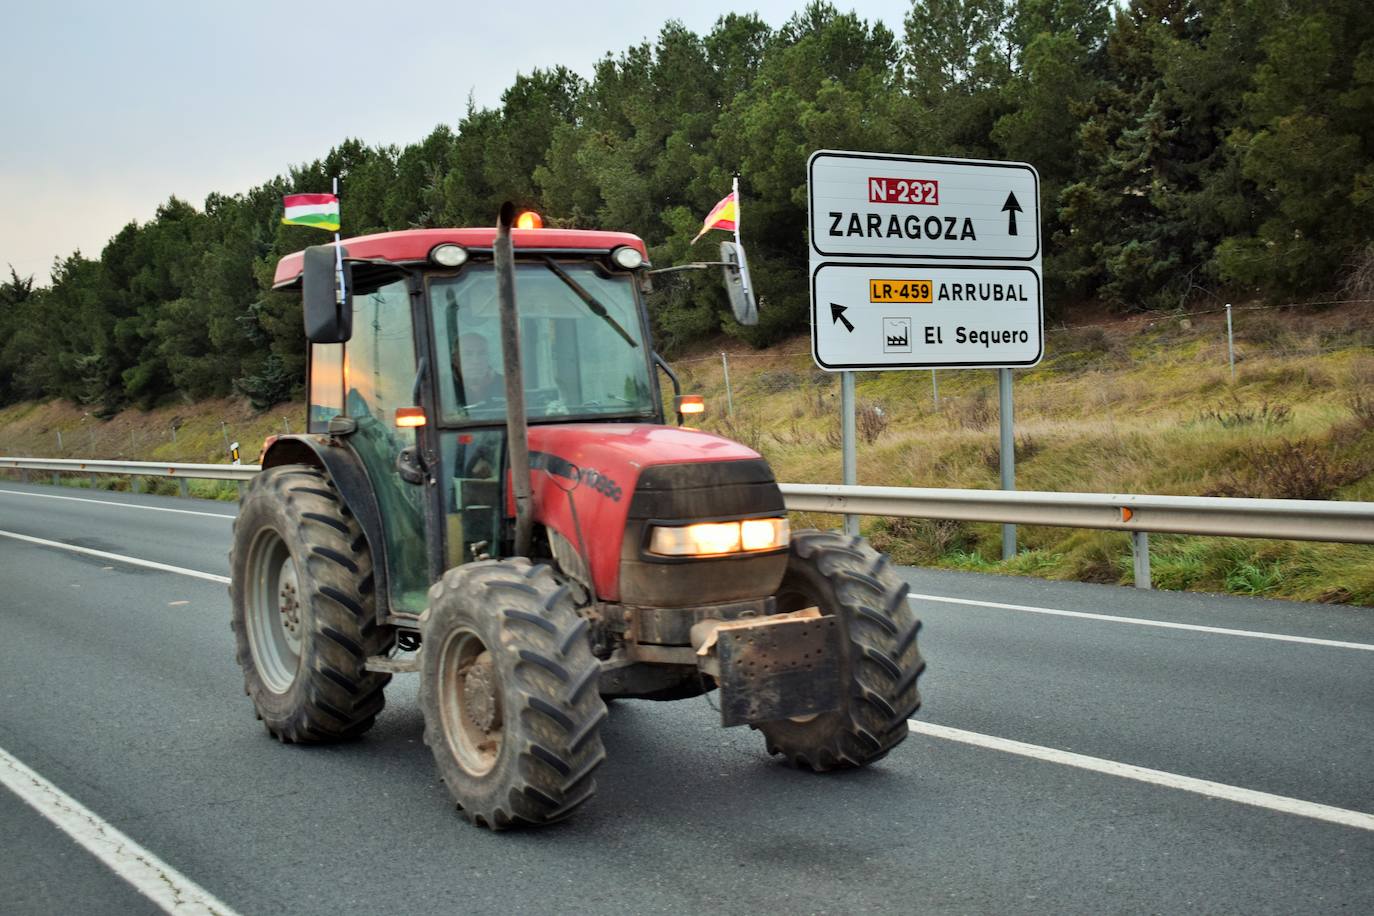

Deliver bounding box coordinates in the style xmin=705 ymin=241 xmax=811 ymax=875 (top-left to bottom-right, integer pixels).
xmin=524 ymin=424 xmax=787 ymax=604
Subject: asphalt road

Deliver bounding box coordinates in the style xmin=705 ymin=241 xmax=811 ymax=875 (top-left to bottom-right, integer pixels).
xmin=1 ymin=480 xmax=1371 ymax=914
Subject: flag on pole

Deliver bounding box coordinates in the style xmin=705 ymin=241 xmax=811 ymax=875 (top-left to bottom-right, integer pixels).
xmin=691 ymin=191 xmax=738 ymax=243
xmin=282 ymin=193 xmax=341 ymax=231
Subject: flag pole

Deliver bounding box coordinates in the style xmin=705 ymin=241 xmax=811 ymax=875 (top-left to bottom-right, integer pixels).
xmin=332 ymin=175 xmax=345 ymax=308
xmin=732 ymin=174 xmax=753 ymax=301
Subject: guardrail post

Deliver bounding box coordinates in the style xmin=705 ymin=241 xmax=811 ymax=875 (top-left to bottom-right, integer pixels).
xmin=89 ymin=474 xmax=97 ymax=490
xmin=52 ymin=473 xmax=60 ymax=486
xmin=19 ymin=469 xmax=28 ymax=484
xmin=131 ymin=476 xmax=142 ymax=494
xmin=1131 ymin=531 xmax=1151 ymax=589
xmin=178 ymin=479 xmax=189 ymax=498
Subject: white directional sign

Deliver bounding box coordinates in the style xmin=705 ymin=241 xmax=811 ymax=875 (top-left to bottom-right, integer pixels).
xmin=812 ymin=263 xmax=1042 ymax=369
xmin=808 ymin=149 xmax=1043 ymax=371
xmin=809 ymin=151 xmax=1040 ymax=261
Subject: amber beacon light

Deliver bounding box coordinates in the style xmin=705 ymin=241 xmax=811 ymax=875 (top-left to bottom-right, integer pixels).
xmin=515 ymin=210 xmax=544 ymax=230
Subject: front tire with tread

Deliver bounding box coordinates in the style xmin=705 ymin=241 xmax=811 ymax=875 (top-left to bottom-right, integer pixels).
xmin=758 ymin=530 xmax=925 ymax=770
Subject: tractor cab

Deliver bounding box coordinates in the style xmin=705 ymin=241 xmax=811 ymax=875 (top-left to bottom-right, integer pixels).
xmin=271 ymin=224 xmax=668 ymax=618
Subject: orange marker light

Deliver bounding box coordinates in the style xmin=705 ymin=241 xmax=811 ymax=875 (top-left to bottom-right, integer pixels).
xmin=675 ymin=394 xmax=705 ymax=415
xmin=515 ymin=210 xmax=544 ymax=230
xmin=395 ymin=406 xmax=427 ymax=428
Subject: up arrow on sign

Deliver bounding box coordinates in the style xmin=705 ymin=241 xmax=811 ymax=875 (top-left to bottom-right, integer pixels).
xmin=1002 ymin=191 xmax=1022 ymax=237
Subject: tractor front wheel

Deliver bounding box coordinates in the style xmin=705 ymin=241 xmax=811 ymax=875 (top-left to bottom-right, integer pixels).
xmin=758 ymin=530 xmax=925 ymax=770
xmin=419 ymin=559 xmax=607 ymax=829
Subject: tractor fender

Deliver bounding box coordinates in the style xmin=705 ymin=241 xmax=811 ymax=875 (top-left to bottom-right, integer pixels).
xmin=259 ymin=434 xmax=392 ymax=623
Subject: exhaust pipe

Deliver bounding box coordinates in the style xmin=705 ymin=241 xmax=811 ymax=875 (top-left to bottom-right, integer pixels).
xmin=494 ymin=202 xmax=533 ymax=557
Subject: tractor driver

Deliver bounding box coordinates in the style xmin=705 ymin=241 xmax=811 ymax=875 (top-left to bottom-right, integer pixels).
xmin=451 ymin=332 xmax=505 ymax=407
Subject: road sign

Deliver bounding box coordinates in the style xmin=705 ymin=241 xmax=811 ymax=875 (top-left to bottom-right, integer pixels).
xmin=807 ymin=149 xmax=1043 ymax=371
xmin=809 ymin=151 xmax=1040 ymax=261
xmin=811 ymin=263 xmax=1042 ymax=369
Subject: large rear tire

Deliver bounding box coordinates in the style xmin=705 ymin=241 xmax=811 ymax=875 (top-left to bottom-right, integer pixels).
xmin=229 ymin=464 xmax=395 ymax=742
xmin=758 ymin=530 xmax=924 ymax=770
xmin=419 ymin=559 xmax=607 ymax=829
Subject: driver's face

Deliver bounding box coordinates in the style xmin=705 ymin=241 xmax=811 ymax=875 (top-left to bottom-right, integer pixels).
xmin=456 ymin=337 xmax=491 ymax=377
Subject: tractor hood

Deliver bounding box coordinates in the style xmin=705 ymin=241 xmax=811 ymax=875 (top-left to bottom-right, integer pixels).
xmin=524 ymin=424 xmax=786 ymax=604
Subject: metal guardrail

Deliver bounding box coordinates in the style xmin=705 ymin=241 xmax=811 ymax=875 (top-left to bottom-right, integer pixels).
xmin=778 ymin=483 xmax=1374 ymax=545
xmin=2 ymin=457 xmax=257 ymax=481
xmin=4 ymin=457 xmax=1371 ymax=588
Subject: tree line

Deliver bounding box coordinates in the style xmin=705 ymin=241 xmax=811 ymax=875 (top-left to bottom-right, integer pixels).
xmin=2 ymin=0 xmax=1370 ymax=414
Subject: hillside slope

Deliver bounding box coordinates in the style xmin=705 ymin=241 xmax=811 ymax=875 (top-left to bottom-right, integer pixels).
xmin=2 ymin=303 xmax=1371 ymax=605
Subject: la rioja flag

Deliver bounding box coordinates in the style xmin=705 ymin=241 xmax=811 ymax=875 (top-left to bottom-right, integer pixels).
xmin=282 ymin=193 xmax=340 ymax=232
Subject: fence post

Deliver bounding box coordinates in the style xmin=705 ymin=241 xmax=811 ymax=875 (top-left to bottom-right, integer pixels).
xmin=221 ymin=421 xmax=230 ymax=451
xmin=283 ymin=417 xmax=291 ymax=434
xmin=721 ymin=352 xmax=734 ymax=416
xmin=171 ymin=425 xmax=177 ymax=444
xmin=1226 ymin=303 xmax=1235 ymax=381
xmin=56 ymin=430 xmax=63 ymax=451
xmin=1131 ymin=531 xmax=1152 ymax=589
xmin=931 ymin=370 xmax=940 ymax=409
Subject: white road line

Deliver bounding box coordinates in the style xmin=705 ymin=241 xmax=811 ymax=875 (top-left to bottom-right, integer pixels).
xmin=0 ymin=745 xmax=241 ymax=915
xmin=908 ymin=592 xmax=1374 ymax=652
xmin=0 ymin=487 xmax=235 ymax=519
xmin=909 ymin=721 xmax=1374 ymax=832
xmin=0 ymin=530 xmax=229 ymax=584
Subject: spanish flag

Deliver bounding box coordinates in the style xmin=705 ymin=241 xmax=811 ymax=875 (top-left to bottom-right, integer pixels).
xmin=691 ymin=191 xmax=738 ymax=244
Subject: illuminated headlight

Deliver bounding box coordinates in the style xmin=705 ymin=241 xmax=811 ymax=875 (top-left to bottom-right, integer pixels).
xmin=430 ymin=243 xmax=468 ymax=267
xmin=610 ymin=246 xmax=644 ymax=270
xmin=649 ymin=518 xmax=789 ymax=557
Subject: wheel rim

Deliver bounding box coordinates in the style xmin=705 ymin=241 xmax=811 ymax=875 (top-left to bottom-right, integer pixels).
xmin=437 ymin=627 xmax=503 ymax=777
xmin=245 ymin=527 xmax=303 ymax=694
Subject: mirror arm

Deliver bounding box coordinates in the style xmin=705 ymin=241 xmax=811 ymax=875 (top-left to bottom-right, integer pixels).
xmin=654 ymin=352 xmax=685 ymax=425
xmin=645 ymin=261 xmax=731 ymax=275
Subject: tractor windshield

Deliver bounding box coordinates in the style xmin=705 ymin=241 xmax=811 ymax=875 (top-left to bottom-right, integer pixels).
xmin=430 ymin=262 xmax=655 ymax=424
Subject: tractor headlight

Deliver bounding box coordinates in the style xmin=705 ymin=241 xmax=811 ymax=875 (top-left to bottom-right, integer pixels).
xmin=648 ymin=518 xmax=789 ymax=557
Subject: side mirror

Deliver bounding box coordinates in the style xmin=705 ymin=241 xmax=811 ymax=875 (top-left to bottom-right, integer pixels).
xmin=720 ymin=241 xmax=758 ymax=326
xmin=303 ymin=244 xmax=353 ymax=342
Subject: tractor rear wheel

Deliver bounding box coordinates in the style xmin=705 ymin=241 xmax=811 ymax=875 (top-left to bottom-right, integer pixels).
xmin=229 ymin=464 xmax=395 ymax=742
xmin=758 ymin=530 xmax=924 ymax=770
xmin=419 ymin=558 xmax=607 ymax=829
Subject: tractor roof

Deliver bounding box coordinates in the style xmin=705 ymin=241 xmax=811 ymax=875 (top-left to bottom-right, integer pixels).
xmin=273 ymin=227 xmax=649 ymax=289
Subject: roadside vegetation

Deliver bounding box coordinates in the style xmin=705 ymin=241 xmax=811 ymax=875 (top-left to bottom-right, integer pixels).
xmin=684 ymin=305 xmax=1374 ymax=606
xmin=2 ymin=303 xmax=1370 ymax=605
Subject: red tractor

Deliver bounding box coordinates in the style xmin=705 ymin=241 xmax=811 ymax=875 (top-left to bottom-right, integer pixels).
xmin=230 ymin=204 xmax=924 ymax=829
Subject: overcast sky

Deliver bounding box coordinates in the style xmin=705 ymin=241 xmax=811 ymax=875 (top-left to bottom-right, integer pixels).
xmin=2 ymin=0 xmax=914 ymax=284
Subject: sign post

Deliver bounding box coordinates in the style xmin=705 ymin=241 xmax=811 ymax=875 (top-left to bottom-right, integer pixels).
xmin=807 ymin=150 xmax=1043 ymax=552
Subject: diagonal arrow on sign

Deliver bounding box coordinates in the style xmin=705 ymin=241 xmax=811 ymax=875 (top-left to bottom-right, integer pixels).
xmin=830 ymin=302 xmax=855 ymax=333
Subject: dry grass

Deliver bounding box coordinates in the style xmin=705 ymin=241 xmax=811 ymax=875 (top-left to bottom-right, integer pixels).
xmin=686 ymin=304 xmax=1374 ymax=605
